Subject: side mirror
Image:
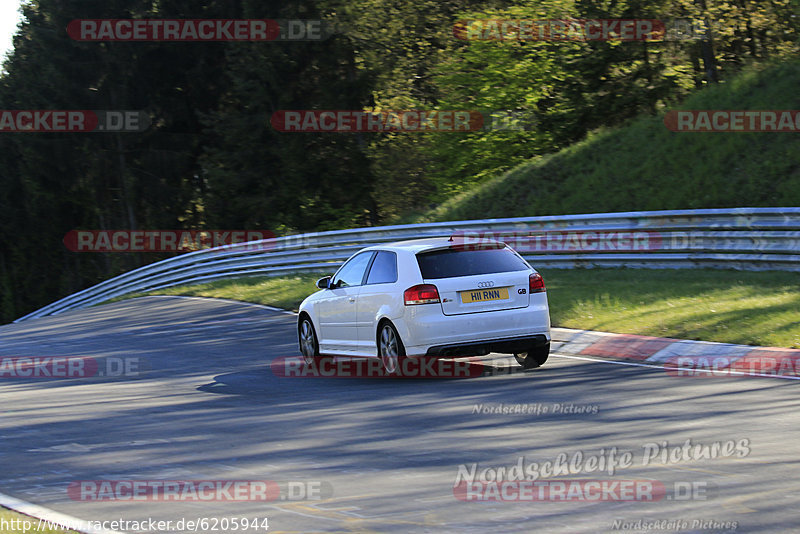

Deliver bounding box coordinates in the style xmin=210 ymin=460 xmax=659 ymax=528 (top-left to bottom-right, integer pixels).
xmin=316 ymin=276 xmax=332 ymax=289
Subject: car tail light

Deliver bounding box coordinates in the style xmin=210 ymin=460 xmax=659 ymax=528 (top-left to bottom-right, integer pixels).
xmin=529 ymin=273 xmax=546 ymax=293
xmin=404 ymin=284 xmax=441 ymax=305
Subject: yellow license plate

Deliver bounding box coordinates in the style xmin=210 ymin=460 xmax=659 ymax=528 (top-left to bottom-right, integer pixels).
xmin=461 ymin=287 xmax=509 ymax=303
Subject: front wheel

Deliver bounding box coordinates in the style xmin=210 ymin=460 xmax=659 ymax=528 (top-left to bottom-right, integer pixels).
xmin=299 ymin=317 xmax=330 ymax=366
xmin=514 ymin=343 xmax=550 ymax=369
xmin=378 ymin=322 xmax=407 ymax=376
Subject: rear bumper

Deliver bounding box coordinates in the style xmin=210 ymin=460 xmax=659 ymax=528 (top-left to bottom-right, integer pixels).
xmin=425 ymin=334 xmax=549 ymax=358
xmin=395 ymin=293 xmax=550 ymax=357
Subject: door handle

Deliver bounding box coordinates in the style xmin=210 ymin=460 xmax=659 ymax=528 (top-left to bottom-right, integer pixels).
xmin=349 ymin=297 xmax=355 ymax=302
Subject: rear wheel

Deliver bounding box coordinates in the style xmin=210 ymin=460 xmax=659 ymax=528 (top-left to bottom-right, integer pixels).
xmin=514 ymin=343 xmax=550 ymax=369
xmin=378 ymin=322 xmax=407 ymax=376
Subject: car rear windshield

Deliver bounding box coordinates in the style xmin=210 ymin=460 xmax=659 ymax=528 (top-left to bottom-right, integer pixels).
xmin=416 ymin=246 xmax=529 ymax=279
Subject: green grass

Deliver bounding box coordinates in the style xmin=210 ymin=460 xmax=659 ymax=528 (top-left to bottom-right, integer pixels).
xmin=117 ymin=273 xmax=327 ymax=312
xmin=122 ymin=269 xmax=800 ymax=349
xmin=0 ymin=508 xmax=77 ymax=533
xmin=542 ymin=268 xmax=800 ymax=348
xmin=414 ymin=60 xmax=800 ymax=223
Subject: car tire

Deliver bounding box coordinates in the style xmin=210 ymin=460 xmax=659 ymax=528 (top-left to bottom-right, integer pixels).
xmin=514 ymin=342 xmax=550 ymax=369
xmin=299 ymin=316 xmax=331 ymax=367
xmin=378 ymin=321 xmax=407 ymax=376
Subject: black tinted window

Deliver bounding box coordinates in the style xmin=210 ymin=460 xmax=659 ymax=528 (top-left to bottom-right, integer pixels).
xmin=366 ymin=251 xmax=398 ymax=284
xmin=332 ymin=251 xmax=374 ymax=287
xmin=417 ymin=247 xmax=529 ymax=279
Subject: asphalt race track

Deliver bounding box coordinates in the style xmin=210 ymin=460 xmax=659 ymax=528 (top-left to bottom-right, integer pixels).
xmin=1 ymin=296 xmax=798 ymax=533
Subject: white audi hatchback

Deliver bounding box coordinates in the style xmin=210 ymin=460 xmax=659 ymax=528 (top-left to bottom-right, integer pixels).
xmin=297 ymin=237 xmax=551 ymax=375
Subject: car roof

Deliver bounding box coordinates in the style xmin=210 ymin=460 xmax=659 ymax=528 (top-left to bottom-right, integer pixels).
xmin=365 ymin=237 xmax=506 ymax=254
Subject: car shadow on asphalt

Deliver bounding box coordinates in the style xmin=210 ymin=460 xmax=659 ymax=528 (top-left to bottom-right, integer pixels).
xmin=196 ymin=355 xmax=552 ymax=397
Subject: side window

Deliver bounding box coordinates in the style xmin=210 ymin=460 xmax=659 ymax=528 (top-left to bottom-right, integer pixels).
xmin=331 ymin=252 xmax=374 ymax=288
xmin=366 ymin=251 xmax=398 ymax=285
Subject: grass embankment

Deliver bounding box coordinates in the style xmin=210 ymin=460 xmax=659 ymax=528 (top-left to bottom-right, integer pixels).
xmin=413 ymin=60 xmax=800 ymax=223
xmin=128 ymin=269 xmax=800 ymax=349
xmin=542 ymin=269 xmax=800 ymax=348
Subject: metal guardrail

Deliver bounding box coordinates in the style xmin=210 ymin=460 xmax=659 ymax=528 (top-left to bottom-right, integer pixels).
xmin=14 ymin=207 xmax=800 ymax=322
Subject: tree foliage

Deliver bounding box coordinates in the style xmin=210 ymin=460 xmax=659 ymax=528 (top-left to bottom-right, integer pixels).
xmin=0 ymin=0 xmax=797 ymax=321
